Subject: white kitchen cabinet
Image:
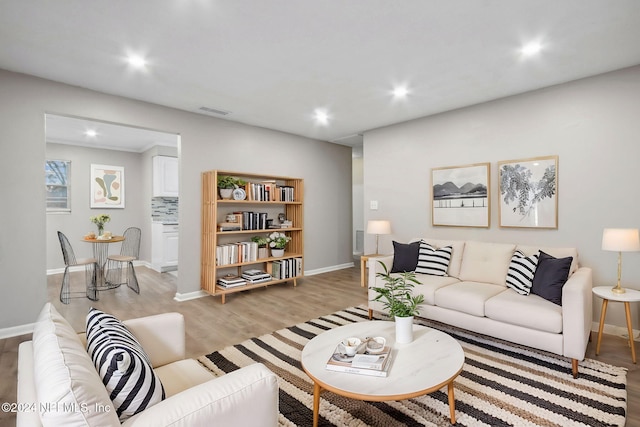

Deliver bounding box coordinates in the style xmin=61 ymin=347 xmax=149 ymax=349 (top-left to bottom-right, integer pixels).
xmin=152 ymin=222 xmax=179 ymax=272
xmin=153 ymin=156 xmax=179 ymax=197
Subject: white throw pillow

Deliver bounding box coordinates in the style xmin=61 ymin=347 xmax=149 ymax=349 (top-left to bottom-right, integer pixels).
xmin=505 ymin=250 xmax=539 ymax=295
xmin=415 ymin=241 xmax=452 ymax=276
xmin=86 ymin=308 xmax=165 ymax=421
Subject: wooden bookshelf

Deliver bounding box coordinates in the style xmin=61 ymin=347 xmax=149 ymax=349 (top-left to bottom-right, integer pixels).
xmin=201 ymin=170 xmax=304 ymax=303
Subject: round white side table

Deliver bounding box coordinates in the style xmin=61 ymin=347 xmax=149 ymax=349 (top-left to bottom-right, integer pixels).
xmin=592 ymin=285 xmax=640 ymax=364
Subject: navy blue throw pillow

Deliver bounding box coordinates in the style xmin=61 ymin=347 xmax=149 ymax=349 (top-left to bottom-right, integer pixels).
xmin=530 ymin=251 xmax=573 ymax=306
xmin=390 ymin=241 xmax=420 ymax=273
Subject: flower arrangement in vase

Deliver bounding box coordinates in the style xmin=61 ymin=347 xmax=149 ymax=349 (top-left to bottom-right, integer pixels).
xmin=90 ymin=214 xmax=111 ymax=236
xmin=267 ymin=231 xmax=291 ymax=257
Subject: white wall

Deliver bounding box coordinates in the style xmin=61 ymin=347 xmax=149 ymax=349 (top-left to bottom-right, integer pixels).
xmin=363 ymin=65 xmax=640 ymax=331
xmin=0 ymin=69 xmax=352 ymax=331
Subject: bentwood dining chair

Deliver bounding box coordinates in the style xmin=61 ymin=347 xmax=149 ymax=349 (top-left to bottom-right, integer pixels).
xmin=57 ymin=231 xmax=98 ymax=304
xmin=105 ymin=227 xmax=141 ymax=294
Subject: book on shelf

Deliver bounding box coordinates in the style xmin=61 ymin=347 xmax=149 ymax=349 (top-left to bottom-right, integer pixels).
xmin=218 ymin=222 xmax=242 ymax=231
xmin=217 ymin=274 xmax=247 ymax=288
xmin=325 ymin=344 xmax=392 ymax=377
xmin=242 ymin=276 xmax=272 ymax=284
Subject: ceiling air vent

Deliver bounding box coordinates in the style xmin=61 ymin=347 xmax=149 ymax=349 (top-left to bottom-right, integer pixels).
xmin=199 ymin=106 xmax=231 ymax=116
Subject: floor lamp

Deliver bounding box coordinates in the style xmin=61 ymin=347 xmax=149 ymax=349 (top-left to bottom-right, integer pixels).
xmin=602 ymin=228 xmax=640 ymax=294
xmin=367 ymin=220 xmax=391 ymax=255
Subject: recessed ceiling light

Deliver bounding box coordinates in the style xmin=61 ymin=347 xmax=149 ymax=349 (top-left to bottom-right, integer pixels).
xmin=126 ymin=54 xmax=147 ymax=69
xmin=520 ymin=41 xmax=542 ymax=56
xmin=84 ymin=130 xmax=97 ymax=138
xmin=314 ymin=110 xmax=329 ymax=125
xmin=393 ymin=87 xmax=409 ymax=98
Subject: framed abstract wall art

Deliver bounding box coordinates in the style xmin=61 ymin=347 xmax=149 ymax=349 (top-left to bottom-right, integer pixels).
xmin=431 ymin=162 xmax=490 ymax=227
xmin=498 ymin=155 xmax=558 ymax=229
xmin=90 ymin=164 xmax=125 ymax=208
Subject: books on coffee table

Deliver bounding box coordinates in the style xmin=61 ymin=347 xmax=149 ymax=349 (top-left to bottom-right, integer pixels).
xmin=325 ymin=343 xmax=392 ymax=377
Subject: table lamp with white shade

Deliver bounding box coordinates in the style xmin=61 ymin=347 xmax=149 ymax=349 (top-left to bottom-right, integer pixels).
xmin=602 ymin=228 xmax=640 ymax=294
xmin=367 ymin=220 xmax=391 ymax=255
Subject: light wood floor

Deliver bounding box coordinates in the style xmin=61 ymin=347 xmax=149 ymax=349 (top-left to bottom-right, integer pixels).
xmin=1 ymin=265 xmax=638 ymax=426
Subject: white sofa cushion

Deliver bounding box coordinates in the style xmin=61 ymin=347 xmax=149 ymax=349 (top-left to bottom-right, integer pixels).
xmin=485 ymin=289 xmax=563 ymax=333
xmin=411 ymin=238 xmax=465 ymax=277
xmin=435 ymin=282 xmax=507 ymax=317
xmin=155 ymin=359 xmax=215 ymax=397
xmin=505 ymin=250 xmax=539 ymax=295
xmin=86 ymin=308 xmax=165 ymax=420
xmin=516 ymin=244 xmax=579 ymax=275
xmin=458 ymin=241 xmax=516 ymax=286
xmin=32 ymin=303 xmax=119 ymax=426
xmin=412 ymin=275 xmax=460 ymax=305
xmin=415 ymin=241 xmax=452 ymax=276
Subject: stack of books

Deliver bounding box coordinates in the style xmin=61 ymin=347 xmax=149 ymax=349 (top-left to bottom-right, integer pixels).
xmin=217 ymin=274 xmax=246 ymax=288
xmin=241 ymin=269 xmax=272 ymax=284
xmin=325 ymin=343 xmax=392 ymax=377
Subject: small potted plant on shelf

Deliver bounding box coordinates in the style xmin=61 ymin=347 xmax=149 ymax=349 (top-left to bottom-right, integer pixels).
xmin=217 ymin=176 xmax=246 ymax=199
xmin=251 ymin=235 xmax=269 ymax=259
xmin=267 ymin=231 xmax=291 ymax=257
xmin=370 ymin=261 xmax=425 ymax=344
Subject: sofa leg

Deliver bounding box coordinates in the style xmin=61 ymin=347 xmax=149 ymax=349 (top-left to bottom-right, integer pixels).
xmin=571 ymin=359 xmax=579 ymax=378
xmin=368 ymin=309 xmax=373 ymax=320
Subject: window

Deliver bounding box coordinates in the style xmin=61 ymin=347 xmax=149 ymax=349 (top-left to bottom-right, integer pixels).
xmin=46 ymin=160 xmax=71 ymax=212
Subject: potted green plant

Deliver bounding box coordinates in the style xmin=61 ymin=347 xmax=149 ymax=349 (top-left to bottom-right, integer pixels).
xmin=267 ymin=231 xmax=291 ymax=257
xmin=217 ymin=175 xmax=246 ymax=199
xmin=251 ymin=235 xmax=269 ymax=258
xmin=370 ymin=261 xmax=425 ymax=343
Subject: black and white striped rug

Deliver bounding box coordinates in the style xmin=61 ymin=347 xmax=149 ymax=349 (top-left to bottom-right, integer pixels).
xmin=198 ymin=306 xmax=627 ymax=426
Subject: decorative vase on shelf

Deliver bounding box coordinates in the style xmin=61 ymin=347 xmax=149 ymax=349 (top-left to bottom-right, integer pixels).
xmin=395 ymin=316 xmax=414 ymax=344
xmin=271 ymin=248 xmax=285 ymax=257
xmin=258 ymin=247 xmax=268 ymax=259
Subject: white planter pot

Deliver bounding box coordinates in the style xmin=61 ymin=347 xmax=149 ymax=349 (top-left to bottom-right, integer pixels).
xmin=394 ymin=315 xmax=414 ymax=344
xmin=271 ymin=248 xmax=285 ymax=257
xmin=219 ymin=188 xmax=233 ymax=199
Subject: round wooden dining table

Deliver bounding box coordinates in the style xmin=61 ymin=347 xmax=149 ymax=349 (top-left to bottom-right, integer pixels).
xmin=82 ymin=235 xmax=125 ymax=289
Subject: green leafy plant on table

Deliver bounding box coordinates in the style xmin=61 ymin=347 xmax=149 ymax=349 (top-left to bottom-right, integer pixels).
xmin=370 ymin=261 xmax=425 ymax=318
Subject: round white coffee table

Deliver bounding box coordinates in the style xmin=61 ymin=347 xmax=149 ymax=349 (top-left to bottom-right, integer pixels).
xmin=593 ymin=285 xmax=640 ymax=363
xmin=301 ymin=320 xmax=464 ymax=426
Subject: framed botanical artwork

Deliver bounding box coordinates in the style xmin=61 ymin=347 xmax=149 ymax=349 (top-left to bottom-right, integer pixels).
xmin=90 ymin=164 xmax=125 ymax=208
xmin=431 ymin=162 xmax=490 ymax=227
xmin=498 ymin=155 xmax=558 ymax=229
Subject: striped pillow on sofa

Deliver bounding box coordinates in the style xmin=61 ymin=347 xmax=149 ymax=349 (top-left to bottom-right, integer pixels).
xmin=86 ymin=308 xmax=165 ymax=420
xmin=415 ymin=241 xmax=452 ymax=276
xmin=505 ymin=250 xmax=539 ymax=295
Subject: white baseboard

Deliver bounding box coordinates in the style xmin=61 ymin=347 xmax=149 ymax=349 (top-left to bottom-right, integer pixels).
xmin=173 ymin=290 xmax=208 ymax=302
xmin=591 ymin=321 xmax=640 ymax=341
xmin=305 ymin=262 xmax=355 ymax=276
xmin=0 ymin=322 xmax=35 ymax=339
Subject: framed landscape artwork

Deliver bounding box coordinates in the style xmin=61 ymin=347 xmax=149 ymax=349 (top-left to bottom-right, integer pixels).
xmin=90 ymin=164 xmax=125 ymax=208
xmin=498 ymin=155 xmax=558 ymax=229
xmin=431 ymin=162 xmax=490 ymax=227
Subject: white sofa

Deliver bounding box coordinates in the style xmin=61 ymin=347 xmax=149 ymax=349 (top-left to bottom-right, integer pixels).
xmin=368 ymin=239 xmax=593 ymax=378
xmin=17 ymin=303 xmax=279 ymax=426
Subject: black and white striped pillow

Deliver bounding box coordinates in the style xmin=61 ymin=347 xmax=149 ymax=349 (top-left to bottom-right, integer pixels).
xmin=415 ymin=241 xmax=452 ymax=276
xmin=506 ymin=250 xmax=539 ymax=295
xmin=86 ymin=308 xmax=165 ymax=420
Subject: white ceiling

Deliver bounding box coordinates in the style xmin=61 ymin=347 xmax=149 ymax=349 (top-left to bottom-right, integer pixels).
xmin=45 ymin=114 xmax=179 ymax=153
xmin=2 ymin=1 xmax=640 ymax=147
